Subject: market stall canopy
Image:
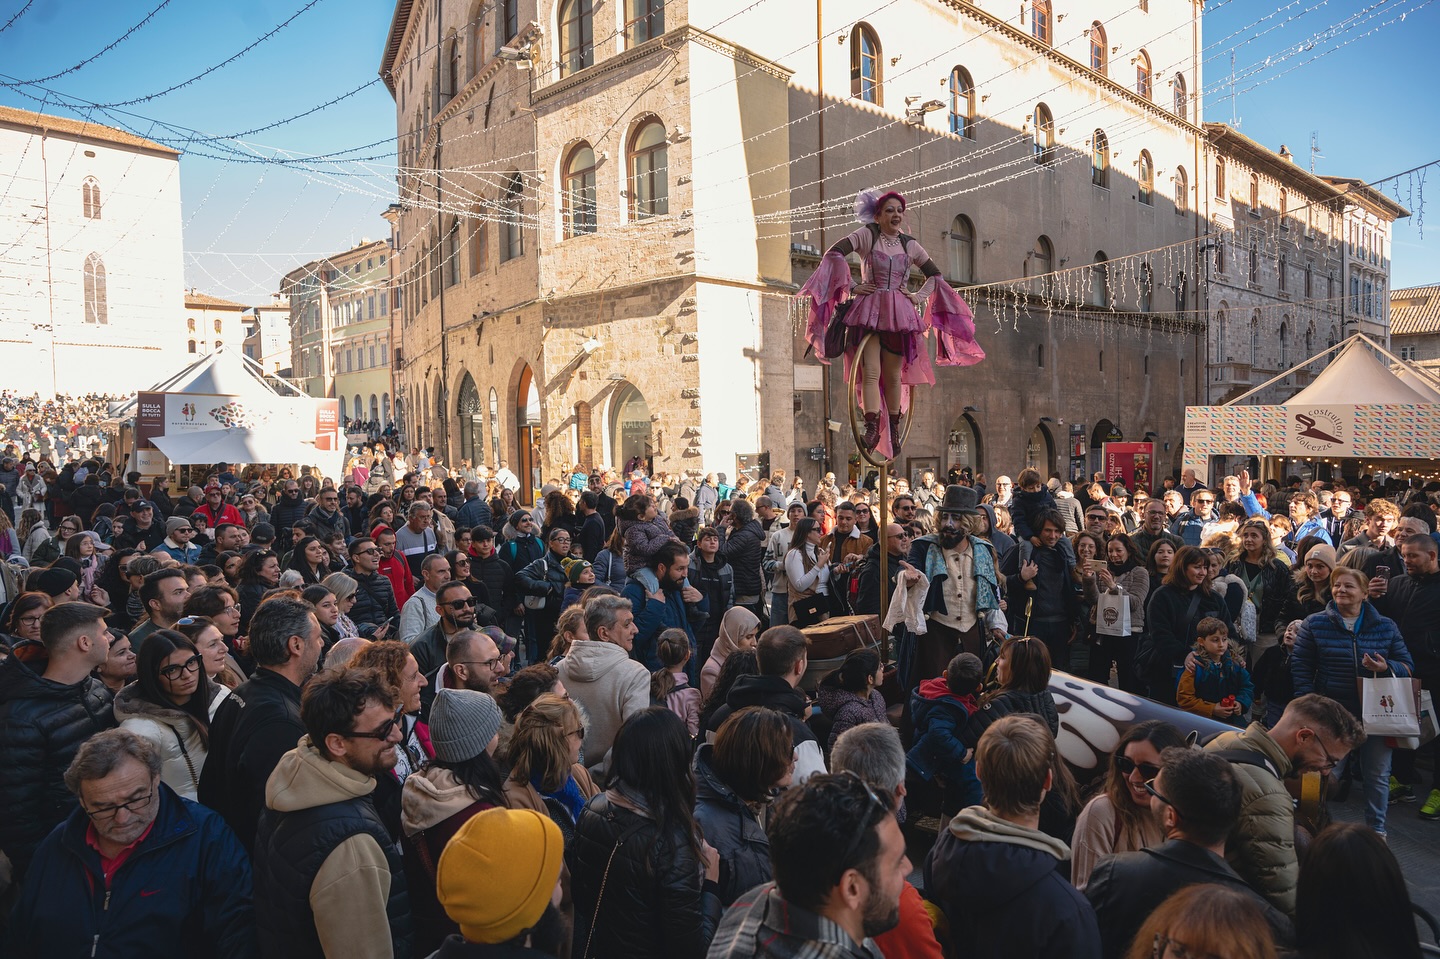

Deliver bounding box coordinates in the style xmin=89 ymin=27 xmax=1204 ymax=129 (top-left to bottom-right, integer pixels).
xmin=150 ymin=428 xmax=338 ymax=475
xmin=108 ymin=346 xmax=300 ymax=421
xmin=1282 ymin=338 xmax=1440 ymax=406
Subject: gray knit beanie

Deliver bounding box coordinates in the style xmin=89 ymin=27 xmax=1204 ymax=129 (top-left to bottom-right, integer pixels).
xmin=429 ymin=689 xmax=503 ymax=763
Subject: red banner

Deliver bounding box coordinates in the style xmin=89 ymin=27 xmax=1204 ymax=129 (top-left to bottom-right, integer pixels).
xmin=1103 ymin=442 xmax=1155 ymax=495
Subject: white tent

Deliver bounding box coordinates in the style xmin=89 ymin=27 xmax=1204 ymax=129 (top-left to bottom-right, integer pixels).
xmin=109 ymin=346 xmax=302 ymax=420
xmin=1183 ymin=334 xmax=1440 ymax=478
xmin=150 ymin=428 xmax=340 ymax=476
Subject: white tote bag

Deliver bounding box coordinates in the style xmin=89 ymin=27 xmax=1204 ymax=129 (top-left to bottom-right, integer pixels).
xmin=1095 ymin=589 xmax=1131 ymax=638
xmin=1359 ymin=674 xmax=1421 ymax=738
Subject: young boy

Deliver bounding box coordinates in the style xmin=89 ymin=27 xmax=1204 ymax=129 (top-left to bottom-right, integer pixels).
xmin=1176 ymin=616 xmax=1254 ymax=726
xmin=907 ymin=651 xmax=986 ymax=816
xmin=1011 ymin=469 xmax=1077 ymax=589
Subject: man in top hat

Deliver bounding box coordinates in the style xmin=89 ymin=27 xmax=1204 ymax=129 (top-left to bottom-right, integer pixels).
xmin=905 ymin=485 xmax=1007 ymax=684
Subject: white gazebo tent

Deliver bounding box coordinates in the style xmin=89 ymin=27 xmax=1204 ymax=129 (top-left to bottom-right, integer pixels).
xmin=112 ymin=347 xmax=343 ymax=479
xmin=1183 ymin=334 xmax=1440 ymax=483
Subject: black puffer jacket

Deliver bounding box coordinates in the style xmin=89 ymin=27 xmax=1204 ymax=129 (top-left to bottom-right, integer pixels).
xmin=569 ymin=792 xmax=722 ymax=959
xmin=348 ymin=570 xmax=399 ymax=633
xmin=959 ymin=688 xmax=1059 ymax=751
xmin=718 ymin=518 xmax=766 ymax=598
xmin=693 ymin=744 xmax=772 ymax=907
xmin=1225 ymin=557 xmax=1294 ymax=636
xmin=0 ymin=655 xmax=116 ymax=877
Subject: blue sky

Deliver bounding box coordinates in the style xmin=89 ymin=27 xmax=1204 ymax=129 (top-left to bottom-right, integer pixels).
xmin=1 ymin=0 xmax=1436 ymax=300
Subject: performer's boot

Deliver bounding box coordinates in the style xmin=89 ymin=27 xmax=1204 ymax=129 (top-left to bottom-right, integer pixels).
xmin=862 ymin=412 xmax=882 ymax=450
xmin=888 ymin=413 xmax=904 ymax=454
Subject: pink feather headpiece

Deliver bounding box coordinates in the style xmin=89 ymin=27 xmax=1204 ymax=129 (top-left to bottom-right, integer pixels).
xmin=854 ymin=189 xmax=907 ymax=225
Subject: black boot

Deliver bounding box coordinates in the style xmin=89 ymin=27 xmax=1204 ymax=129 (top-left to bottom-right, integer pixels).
xmin=889 ymin=413 xmax=904 ymax=455
xmin=862 ymin=412 xmax=881 ymax=450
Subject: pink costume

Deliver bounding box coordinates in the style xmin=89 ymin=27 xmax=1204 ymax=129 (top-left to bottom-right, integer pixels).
xmin=798 ymin=223 xmax=983 ymax=458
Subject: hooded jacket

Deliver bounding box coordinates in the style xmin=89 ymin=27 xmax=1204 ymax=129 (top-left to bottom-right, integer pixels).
xmin=253 ymin=737 xmax=411 ymax=959
xmin=7 ymin=783 xmax=256 ymax=959
xmin=556 ymin=639 xmax=651 ymax=778
xmin=975 ymin=503 xmax=1015 ymax=556
xmin=0 ymin=655 xmax=116 ymax=877
xmin=923 ymin=806 xmax=1100 ymax=959
xmin=693 ymin=743 xmax=773 ymax=906
xmin=703 ymin=674 xmax=825 ymax=783
xmin=906 ymin=677 xmax=979 ymax=801
xmin=401 ymin=766 xmax=501 ymax=955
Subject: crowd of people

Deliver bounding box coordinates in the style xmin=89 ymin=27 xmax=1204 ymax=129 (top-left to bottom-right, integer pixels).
xmin=0 ymin=439 xmax=1435 ymax=958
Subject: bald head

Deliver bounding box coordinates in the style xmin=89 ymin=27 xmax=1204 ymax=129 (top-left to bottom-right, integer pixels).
xmin=325 ymin=636 xmax=371 ymax=669
xmin=446 ymin=629 xmax=500 ymax=693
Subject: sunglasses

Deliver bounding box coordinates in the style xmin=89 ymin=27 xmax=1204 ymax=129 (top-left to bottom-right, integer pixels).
xmin=1116 ymin=755 xmax=1161 ymax=781
xmin=445 ymin=597 xmax=479 ymax=609
xmin=344 ymin=706 xmax=406 ymax=741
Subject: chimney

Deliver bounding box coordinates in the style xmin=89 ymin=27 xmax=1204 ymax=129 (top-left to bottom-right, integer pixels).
xmin=1279 ymin=144 xmax=1295 ymax=163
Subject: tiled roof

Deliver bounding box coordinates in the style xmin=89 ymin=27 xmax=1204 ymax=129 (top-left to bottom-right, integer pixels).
xmin=0 ymin=105 xmax=178 ymax=156
xmin=184 ymin=292 xmax=250 ymax=310
xmin=1391 ymin=284 xmax=1440 ymax=336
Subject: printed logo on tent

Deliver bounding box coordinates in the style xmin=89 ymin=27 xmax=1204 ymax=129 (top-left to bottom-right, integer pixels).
xmin=208 ymin=401 xmax=272 ymax=430
xmin=1293 ymin=409 xmax=1344 ymax=453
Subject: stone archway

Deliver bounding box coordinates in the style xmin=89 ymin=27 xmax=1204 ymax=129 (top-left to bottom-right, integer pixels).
xmin=457 ymin=373 xmax=483 ymax=466
xmin=1026 ymin=422 xmax=1055 ymax=475
xmin=946 ymin=412 xmax=983 ymax=476
xmin=514 ymin=365 xmax=540 ymax=504
xmin=609 ymin=382 xmax=652 ymax=475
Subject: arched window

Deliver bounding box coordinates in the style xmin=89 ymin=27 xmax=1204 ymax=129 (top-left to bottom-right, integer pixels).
xmin=340 ymin=396 xmax=348 ymax=421
xmin=188 ymin=340 xmax=197 ymax=354
xmin=214 ymin=317 xmax=223 ymax=334
xmin=563 ymin=142 xmax=598 ymax=238
xmin=1031 ymin=0 xmax=1052 ymax=44
xmin=371 ymin=395 xmax=380 ymax=422
xmin=1028 ymin=236 xmax=1054 ymax=298
xmin=445 ymin=218 xmax=461 ymax=285
xmin=1216 ymin=236 xmax=1226 ymax=274
xmin=1091 ymin=129 xmax=1109 ymax=187
xmin=947 ymin=215 xmax=974 ymax=284
xmin=1138 ymin=150 xmax=1154 ymax=205
xmin=444 ymin=32 xmax=460 ymax=100
xmin=1172 ymin=72 xmax=1187 ymax=119
xmin=468 ymin=0 xmax=485 ymax=78
xmin=1089 ymin=23 xmax=1107 ymax=73
xmin=628 ymin=118 xmax=668 ymax=219
xmin=497 ymin=0 xmax=518 ymax=50
xmin=1249 ymin=242 xmax=1259 ymax=284
xmin=850 ymin=24 xmax=881 ymax=104
xmin=458 ymin=374 xmax=483 ymax=464
xmin=469 ymin=203 xmax=487 ymax=275
xmin=83 ymin=253 xmax=107 ymax=325
xmin=82 ymin=177 xmax=102 ymax=219
xmin=1215 ymin=305 xmax=1228 ymax=362
xmin=1175 ymin=165 xmax=1189 ymax=214
xmin=1304 ymin=322 xmax=1314 ymax=359
xmin=500 ymin=171 xmax=524 ymax=261
xmin=1135 ymin=49 xmax=1152 ymax=100
xmin=625 ymin=0 xmax=664 ymax=46
xmin=1279 ymin=320 xmax=1288 ymax=367
xmin=1141 ymin=263 xmax=1154 ymax=312
xmin=948 ymin=67 xmax=975 ymax=138
xmin=1032 ymin=103 xmax=1054 ymax=165
xmin=1091 ymin=253 xmax=1109 ymax=308
xmin=187 ymin=317 xmax=196 ymax=333
xmin=1175 ymin=271 xmax=1188 ymax=313
xmin=1250 ymin=311 xmax=1262 ymax=366
xmin=558 ymin=0 xmax=594 ymax=77
xmin=1249 ymin=173 xmax=1259 ymax=210
xmin=1216 ymin=157 xmax=1226 ymax=198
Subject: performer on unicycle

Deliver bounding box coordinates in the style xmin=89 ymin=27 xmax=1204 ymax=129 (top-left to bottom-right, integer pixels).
xmin=798 ymin=189 xmax=984 ymax=458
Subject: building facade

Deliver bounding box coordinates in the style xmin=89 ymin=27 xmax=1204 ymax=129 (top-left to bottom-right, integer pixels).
xmin=242 ymin=294 xmax=294 ymax=377
xmin=0 ymin=106 xmax=187 ymax=395
xmin=184 ymin=292 xmax=250 ymax=358
xmin=1200 ymin=124 xmax=1407 ymax=406
xmin=279 ymin=238 xmax=396 ymax=427
xmin=1391 ymin=284 xmax=1440 ymax=373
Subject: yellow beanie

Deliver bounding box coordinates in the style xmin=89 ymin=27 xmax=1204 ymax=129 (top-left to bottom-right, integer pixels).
xmin=436 ymin=808 xmax=564 ymax=944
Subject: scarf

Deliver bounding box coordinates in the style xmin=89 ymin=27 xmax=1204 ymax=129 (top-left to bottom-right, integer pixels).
xmin=921 ymin=534 xmax=1001 ymax=611
xmin=539 ymin=772 xmax=587 ymax=823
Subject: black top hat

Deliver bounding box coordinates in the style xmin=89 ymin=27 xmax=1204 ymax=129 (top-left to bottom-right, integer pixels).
xmin=938 ymin=485 xmax=980 ymax=515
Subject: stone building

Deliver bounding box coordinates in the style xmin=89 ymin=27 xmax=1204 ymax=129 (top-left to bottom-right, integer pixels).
xmin=381 ymin=0 xmax=1233 ymax=497
xmin=0 ymin=105 xmax=187 ymax=395
xmin=279 ymin=239 xmax=397 ymax=427
xmin=1391 ymin=284 xmax=1440 ymax=374
xmin=242 ymin=294 xmax=294 ymax=377
xmin=1200 ymin=124 xmax=1407 ymax=406
xmin=184 ymin=292 xmax=250 ymax=359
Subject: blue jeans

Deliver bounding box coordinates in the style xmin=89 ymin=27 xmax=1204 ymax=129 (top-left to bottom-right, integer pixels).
xmin=769 ymin=592 xmax=789 ymax=628
xmin=1341 ymin=734 xmax=1394 ymax=834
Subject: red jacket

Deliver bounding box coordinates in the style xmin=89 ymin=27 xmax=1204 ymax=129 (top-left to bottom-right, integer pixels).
xmin=379 ymin=554 xmax=414 ymax=607
xmin=874 ymin=881 xmax=945 ymax=959
xmin=194 ymin=502 xmax=244 ymax=528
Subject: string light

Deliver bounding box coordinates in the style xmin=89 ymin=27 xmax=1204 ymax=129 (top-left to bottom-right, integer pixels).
xmin=0 ymin=0 xmax=176 ymax=88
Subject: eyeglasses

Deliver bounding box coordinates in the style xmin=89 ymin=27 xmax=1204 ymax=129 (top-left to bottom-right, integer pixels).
xmin=82 ymin=787 xmax=155 ymax=823
xmin=344 ymin=706 xmax=406 ymax=741
xmin=833 ymin=770 xmax=887 ymax=883
xmin=566 ymin=725 xmax=586 ymax=739
xmin=1152 ymin=935 xmax=1223 ymax=959
xmin=445 ymin=597 xmax=478 ymax=609
xmin=1143 ymin=777 xmax=1174 ymax=808
xmin=1304 ymin=729 xmax=1343 ymax=771
xmin=457 ymin=655 xmax=504 ymax=672
xmin=18 ymin=615 xmax=44 ymax=628
xmin=159 ymin=653 xmax=203 ymax=681
xmin=1116 ymin=755 xmax=1161 ymax=781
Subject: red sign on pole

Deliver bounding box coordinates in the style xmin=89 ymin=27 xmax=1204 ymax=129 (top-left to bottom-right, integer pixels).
xmin=1103 ymin=442 xmax=1155 ymax=494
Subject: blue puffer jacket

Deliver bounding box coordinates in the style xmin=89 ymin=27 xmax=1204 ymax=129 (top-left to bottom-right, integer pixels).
xmin=7 ymin=783 xmax=256 ymax=958
xmin=1292 ymin=600 xmax=1413 ymax=715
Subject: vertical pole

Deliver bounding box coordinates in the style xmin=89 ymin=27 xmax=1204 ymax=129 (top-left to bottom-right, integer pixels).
xmin=878 ymin=459 xmax=889 ymax=664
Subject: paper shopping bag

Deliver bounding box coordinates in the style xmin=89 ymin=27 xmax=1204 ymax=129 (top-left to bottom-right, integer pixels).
xmin=1360 ymin=675 xmax=1421 ymax=738
xmin=1095 ymin=589 xmax=1131 ymax=638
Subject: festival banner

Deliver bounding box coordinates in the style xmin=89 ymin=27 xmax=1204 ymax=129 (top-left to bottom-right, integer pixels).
xmin=1183 ymin=404 xmax=1440 ymax=478
xmin=1102 ymin=442 xmax=1154 ymax=494
xmin=135 ymin=390 xmax=341 ymax=472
